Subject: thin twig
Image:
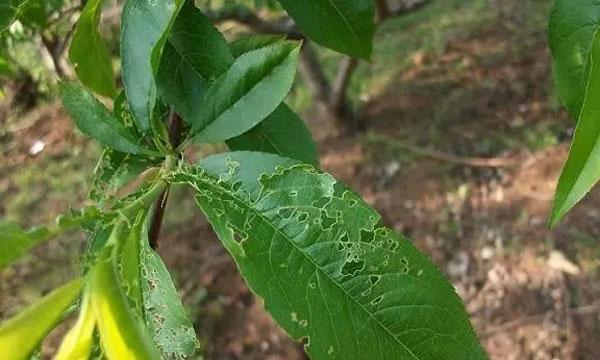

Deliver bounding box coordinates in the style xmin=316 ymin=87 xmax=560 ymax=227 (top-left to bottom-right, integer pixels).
xmin=480 ymin=301 xmax=600 ymax=338
xmin=367 ymin=134 xmax=518 ymax=168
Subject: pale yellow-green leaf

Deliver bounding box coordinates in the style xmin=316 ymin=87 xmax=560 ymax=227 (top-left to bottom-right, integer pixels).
xmin=91 ymin=253 xmax=161 ymax=360
xmin=54 ymin=292 xmax=96 ymax=360
xmin=0 ymin=279 xmax=82 ymax=360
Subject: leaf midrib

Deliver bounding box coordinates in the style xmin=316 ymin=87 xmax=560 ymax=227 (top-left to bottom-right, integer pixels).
xmin=195 ymin=172 xmax=421 ymax=359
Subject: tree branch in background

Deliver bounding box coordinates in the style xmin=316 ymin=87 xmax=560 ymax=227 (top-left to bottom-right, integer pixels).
xmin=208 ymin=5 xmax=302 ymax=39
xmin=375 ymin=0 xmax=391 ymax=21
xmin=209 ymin=0 xmax=433 ymax=132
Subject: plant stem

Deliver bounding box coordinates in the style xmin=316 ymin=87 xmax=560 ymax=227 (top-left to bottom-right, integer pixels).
xmin=119 ymin=177 xmax=169 ymax=220
xmin=148 ymin=112 xmax=183 ymax=249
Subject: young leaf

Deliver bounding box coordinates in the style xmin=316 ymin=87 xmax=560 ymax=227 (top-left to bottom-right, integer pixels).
xmin=0 ymin=279 xmax=82 ymax=360
xmin=54 ymin=292 xmax=96 ymax=360
xmin=550 ymin=31 xmax=600 ymax=227
xmin=549 ymin=0 xmax=600 ymax=118
xmin=173 ymin=152 xmax=487 ymax=360
xmin=120 ymin=212 xmax=147 ymax=312
xmin=142 ymin=244 xmax=199 ymax=358
xmin=61 ymin=83 xmax=149 ymax=154
xmin=191 ymin=42 xmax=301 ymax=143
xmin=91 ymin=250 xmax=162 ymax=360
xmin=227 ymin=103 xmax=318 ymax=165
xmin=121 ymin=0 xmax=182 ymax=131
xmin=90 ymin=148 xmax=159 ymax=204
xmin=69 ymin=0 xmax=117 ymax=98
xmin=277 ymin=0 xmax=375 ymax=59
xmin=0 ymin=207 xmax=100 ymax=269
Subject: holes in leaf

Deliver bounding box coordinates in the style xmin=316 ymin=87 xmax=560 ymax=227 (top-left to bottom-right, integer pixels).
xmin=297 ymin=212 xmax=309 ymax=223
xmin=360 ymin=229 xmax=374 ymax=243
xmin=340 ymin=233 xmax=350 ymax=244
xmin=320 ymin=214 xmax=336 ymax=230
xmin=214 ymin=208 xmax=225 ymax=217
xmin=369 ymin=275 xmax=381 ymax=287
xmin=232 ymin=231 xmax=248 ymax=244
xmin=278 ymin=208 xmax=294 ymax=220
xmin=312 ymin=197 xmax=329 ymax=209
xmin=226 ymin=160 xmax=240 ymax=172
xmin=347 ymin=198 xmax=358 ymax=207
xmin=341 ymin=259 xmax=365 ymax=277
xmin=289 ymin=190 xmax=298 ymax=197
xmin=374 ymin=227 xmax=390 ymax=238
xmin=231 ymin=180 xmax=242 ymax=192
xmin=370 ymin=295 xmax=384 ymax=306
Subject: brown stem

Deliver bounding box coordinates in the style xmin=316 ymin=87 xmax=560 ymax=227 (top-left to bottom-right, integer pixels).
xmin=329 ymin=56 xmax=359 ymax=117
xmin=375 ymin=0 xmax=391 ymax=21
xmin=207 ymin=5 xmax=303 ymax=39
xmin=147 ymin=112 xmax=183 ymax=249
xmin=148 ymin=188 xmax=169 ymax=250
xmin=41 ymin=34 xmax=66 ymax=77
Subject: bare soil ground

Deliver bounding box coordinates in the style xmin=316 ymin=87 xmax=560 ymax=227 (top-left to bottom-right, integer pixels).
xmin=2 ymin=1 xmax=600 ymax=359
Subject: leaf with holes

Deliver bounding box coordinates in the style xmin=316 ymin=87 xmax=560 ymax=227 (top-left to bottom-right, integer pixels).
xmin=191 ymin=41 xmax=300 ymax=143
xmin=91 ymin=246 xmax=162 ymax=360
xmin=69 ymin=0 xmax=116 ymax=97
xmin=141 ymin=241 xmax=199 ymax=358
xmin=172 ymin=151 xmax=486 ymax=360
xmin=277 ymin=0 xmax=375 ymax=59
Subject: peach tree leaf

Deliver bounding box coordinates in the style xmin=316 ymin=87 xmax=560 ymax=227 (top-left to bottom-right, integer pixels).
xmin=171 ymin=151 xmax=486 ymax=360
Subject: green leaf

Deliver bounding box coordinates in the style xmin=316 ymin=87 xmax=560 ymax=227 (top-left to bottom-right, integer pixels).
xmin=142 ymin=239 xmax=199 ymax=358
xmin=550 ymin=31 xmax=600 ymax=227
xmin=156 ymin=0 xmax=233 ymax=124
xmin=121 ymin=0 xmax=182 ymax=131
xmin=549 ymin=0 xmax=600 ymax=118
xmin=168 ymin=0 xmax=233 ymax=80
xmin=60 ymin=82 xmax=149 ymax=155
xmin=173 ymin=152 xmax=486 ymax=360
xmin=69 ymin=0 xmax=116 ymax=98
xmin=227 ymin=103 xmax=318 ymax=165
xmin=90 ymin=148 xmax=159 ymax=205
xmin=277 ymin=0 xmax=375 ymax=59
xmin=91 ymin=248 xmax=162 ymax=360
xmin=229 ymin=34 xmax=285 ymax=58
xmin=191 ymin=42 xmax=301 ymax=143
xmin=0 ymin=279 xmax=82 ymax=360
xmin=120 ymin=212 xmax=147 ymax=312
xmin=156 ymin=42 xmax=208 ymax=125
xmin=0 ymin=207 xmax=100 ymax=269
xmin=0 ymin=0 xmax=20 ymax=32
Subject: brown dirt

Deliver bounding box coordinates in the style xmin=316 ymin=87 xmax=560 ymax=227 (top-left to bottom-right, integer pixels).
xmin=2 ymin=4 xmax=600 ymax=360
